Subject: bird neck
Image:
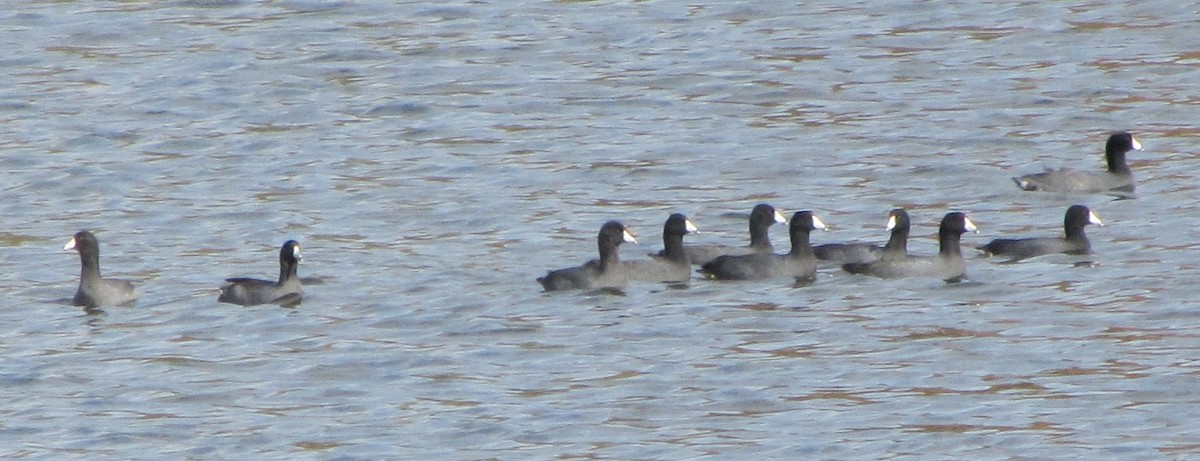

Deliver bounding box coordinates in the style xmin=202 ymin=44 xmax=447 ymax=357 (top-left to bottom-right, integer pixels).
xmin=279 ymin=259 xmax=298 ymax=283
xmin=1064 ymin=225 xmax=1088 ymax=241
xmin=79 ymin=252 xmax=102 ymax=282
xmin=788 ymin=230 xmax=812 ymax=257
xmin=662 ymin=232 xmax=686 ymax=262
xmin=885 ymin=228 xmax=909 ymax=254
xmin=748 ymin=223 xmax=772 ymax=249
xmin=1106 ymin=149 xmax=1131 ymax=174
xmin=598 ymin=236 xmax=621 ymax=269
xmin=939 ymin=231 xmax=963 ymax=257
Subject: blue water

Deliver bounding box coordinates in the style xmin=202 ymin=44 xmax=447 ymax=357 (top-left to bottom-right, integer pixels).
xmin=1 ymin=1 xmax=1198 ymax=458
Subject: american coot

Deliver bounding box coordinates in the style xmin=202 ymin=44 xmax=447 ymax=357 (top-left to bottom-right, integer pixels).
xmin=625 ymin=213 xmax=698 ymax=283
xmin=843 ymin=212 xmax=977 ymax=282
xmin=1013 ymin=132 xmax=1143 ymax=193
xmin=64 ymin=230 xmax=137 ymax=308
xmin=218 ymin=240 xmax=304 ymax=306
xmin=979 ymin=205 xmax=1103 ymax=260
xmin=814 ymin=208 xmax=910 ymax=264
xmin=538 ymin=221 xmax=637 ymax=291
xmin=675 ymin=203 xmax=787 ymax=266
xmin=699 ymin=211 xmax=826 ymax=281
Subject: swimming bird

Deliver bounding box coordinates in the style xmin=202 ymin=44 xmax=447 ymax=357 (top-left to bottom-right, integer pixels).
xmin=843 ymin=212 xmax=977 ymax=282
xmin=699 ymin=211 xmax=825 ymax=281
xmin=979 ymin=205 xmax=1103 ymax=260
xmin=538 ymin=221 xmax=637 ymax=291
xmin=673 ymin=203 xmax=786 ymax=266
xmin=1012 ymin=132 xmax=1142 ymax=194
xmin=218 ymin=240 xmax=304 ymax=306
xmin=814 ymin=208 xmax=910 ymax=264
xmin=64 ymin=230 xmax=137 ymax=308
xmin=625 ymin=213 xmax=698 ymax=283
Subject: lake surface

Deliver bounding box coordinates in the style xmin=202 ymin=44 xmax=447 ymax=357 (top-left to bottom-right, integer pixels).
xmin=2 ymin=1 xmax=1198 ymax=458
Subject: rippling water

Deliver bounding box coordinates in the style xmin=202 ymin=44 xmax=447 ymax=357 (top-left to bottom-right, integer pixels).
xmin=2 ymin=1 xmax=1199 ymax=458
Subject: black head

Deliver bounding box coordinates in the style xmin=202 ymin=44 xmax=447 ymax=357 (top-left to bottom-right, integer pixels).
xmin=887 ymin=208 xmax=911 ymax=231
xmin=750 ymin=204 xmax=787 ymax=227
xmin=664 ymin=213 xmax=698 ymax=236
xmin=940 ymin=212 xmax=978 ymax=236
xmin=599 ymin=221 xmax=637 ymax=246
xmin=1104 ymin=132 xmax=1142 ymax=173
xmin=789 ymin=211 xmax=827 ymax=233
xmin=1064 ymin=205 xmax=1103 ymax=230
xmin=64 ymin=230 xmax=100 ymax=255
xmin=786 ymin=211 xmax=826 ymax=256
xmin=279 ymin=240 xmax=303 ymax=265
xmin=1106 ymin=132 xmax=1142 ymax=155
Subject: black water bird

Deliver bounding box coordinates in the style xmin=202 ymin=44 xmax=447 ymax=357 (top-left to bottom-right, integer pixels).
xmin=625 ymin=213 xmax=698 ymax=283
xmin=674 ymin=203 xmax=787 ymax=266
xmin=64 ymin=230 xmax=137 ymax=308
xmin=843 ymin=212 xmax=977 ymax=282
xmin=538 ymin=221 xmax=638 ymax=291
xmin=979 ymin=205 xmax=1103 ymax=260
xmin=219 ymin=240 xmax=304 ymax=306
xmin=814 ymin=208 xmax=910 ymax=264
xmin=699 ymin=211 xmax=825 ymax=281
xmin=1013 ymin=132 xmax=1142 ymax=194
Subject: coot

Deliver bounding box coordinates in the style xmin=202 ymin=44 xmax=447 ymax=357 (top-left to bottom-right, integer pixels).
xmin=843 ymin=212 xmax=977 ymax=282
xmin=538 ymin=221 xmax=637 ymax=291
xmin=64 ymin=230 xmax=137 ymax=308
xmin=700 ymin=211 xmax=825 ymax=281
xmin=979 ymin=205 xmax=1102 ymax=260
xmin=1013 ymin=132 xmax=1142 ymax=193
xmin=676 ymin=203 xmax=786 ymax=265
xmin=626 ymin=213 xmax=698 ymax=283
xmin=814 ymin=208 xmax=910 ymax=264
xmin=218 ymin=240 xmax=304 ymax=306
